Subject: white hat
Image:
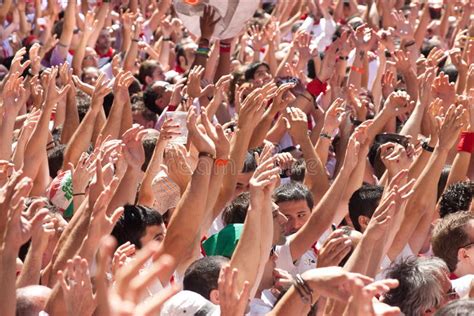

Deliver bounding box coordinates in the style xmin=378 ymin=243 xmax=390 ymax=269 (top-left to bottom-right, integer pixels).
xmin=160 ymin=290 xmax=220 ymax=316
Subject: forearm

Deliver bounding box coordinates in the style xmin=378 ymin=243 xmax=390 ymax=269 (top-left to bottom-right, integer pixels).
xmin=0 ymin=248 xmax=17 ymax=316
xmin=12 ymin=129 xmax=31 ymax=169
xmin=347 ymin=49 xmax=365 ymax=89
xmin=138 ymin=144 xmax=166 ymax=207
xmin=161 ymin=158 xmax=212 ymax=278
xmin=62 ymin=109 xmax=98 ymax=169
xmin=400 ymin=69 xmax=418 ymax=103
xmin=268 ymin=286 xmax=311 ymax=316
xmin=119 ymin=99 xmax=133 ymax=137
xmin=61 ymin=89 xmax=80 ymax=144
xmin=213 ymin=47 xmax=231 ymax=83
xmin=107 ymin=167 xmax=141 ymax=213
xmin=455 ymin=70 xmax=467 ymax=95
xmin=299 ymin=133 xmax=329 ymax=202
xmin=123 ymin=42 xmax=139 ymax=72
xmin=446 ymin=152 xmax=471 ymax=188
xmin=399 ymin=103 xmax=425 ymax=141
xmin=249 ymin=111 xmax=275 ymax=148
xmin=315 ymin=137 xmax=331 ymax=167
xmin=72 ymin=37 xmax=89 ymax=75
xmin=16 ymin=246 xmax=44 ymax=287
xmin=0 ymin=112 xmax=17 ymax=160
xmin=100 ymin=100 xmax=124 ymax=140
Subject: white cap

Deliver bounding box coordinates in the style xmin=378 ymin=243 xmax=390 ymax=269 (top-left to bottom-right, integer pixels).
xmin=160 ymin=290 xmax=220 ymax=316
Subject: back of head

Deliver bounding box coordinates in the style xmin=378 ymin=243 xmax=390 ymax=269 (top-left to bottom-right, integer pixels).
xmin=273 ymin=181 xmax=314 ymax=210
xmin=383 ymin=256 xmax=449 ymax=315
xmin=434 ymin=299 xmax=474 ymax=316
xmin=349 ymin=184 xmax=383 ymax=232
xmin=432 ymin=211 xmax=474 ymax=272
xmin=439 ymin=182 xmax=472 ymax=218
xmin=222 ymin=192 xmax=250 ymax=226
xmin=16 ymin=285 xmax=52 ymax=316
xmin=111 ymin=204 xmax=163 ymax=249
xmin=183 ymin=256 xmax=229 ymax=300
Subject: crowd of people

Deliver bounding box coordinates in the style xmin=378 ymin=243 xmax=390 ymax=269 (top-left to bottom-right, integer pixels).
xmin=0 ymin=0 xmax=474 ymax=315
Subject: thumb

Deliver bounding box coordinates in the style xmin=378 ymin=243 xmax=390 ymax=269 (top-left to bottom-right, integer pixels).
xmin=282 ymin=117 xmax=291 ymax=130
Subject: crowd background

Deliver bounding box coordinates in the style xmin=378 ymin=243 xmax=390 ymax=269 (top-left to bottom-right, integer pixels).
xmin=0 ymin=0 xmax=474 ymax=315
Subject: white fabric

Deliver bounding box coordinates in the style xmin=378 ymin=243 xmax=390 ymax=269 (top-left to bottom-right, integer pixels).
xmin=376 ymin=244 xmax=415 ymax=280
xmin=246 ymin=290 xmax=277 ymax=315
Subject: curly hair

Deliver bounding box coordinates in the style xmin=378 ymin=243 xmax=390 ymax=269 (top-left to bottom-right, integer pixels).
xmin=439 ymin=181 xmax=472 ymax=218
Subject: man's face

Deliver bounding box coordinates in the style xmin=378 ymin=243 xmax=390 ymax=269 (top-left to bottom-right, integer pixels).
xmin=152 ymin=85 xmax=172 ymax=110
xmin=152 ymin=66 xmax=165 ymax=82
xmin=252 ymin=65 xmax=272 ymax=87
xmin=436 ymin=270 xmax=459 ymax=311
xmin=458 ymin=220 xmax=474 ymax=274
xmin=140 ymin=224 xmax=166 ymax=246
xmin=272 ymin=202 xmax=288 ymax=246
xmin=277 ymin=199 xmax=311 ymax=235
xmin=83 ymin=48 xmax=99 ymax=69
xmin=82 ymin=68 xmax=100 ymax=85
xmin=132 ymin=111 xmax=155 ymax=129
xmin=97 ymin=30 xmax=111 ymax=50
xmin=234 ymin=172 xmax=253 ymax=198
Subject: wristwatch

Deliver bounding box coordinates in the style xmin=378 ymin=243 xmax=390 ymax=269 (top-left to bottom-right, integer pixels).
xmin=422 ymin=141 xmax=434 ymax=153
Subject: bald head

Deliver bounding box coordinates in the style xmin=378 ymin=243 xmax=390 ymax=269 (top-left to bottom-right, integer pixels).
xmin=16 ymin=285 xmax=52 ymax=316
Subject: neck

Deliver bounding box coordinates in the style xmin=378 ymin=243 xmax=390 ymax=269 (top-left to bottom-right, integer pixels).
xmin=454 ymin=263 xmax=473 ymax=278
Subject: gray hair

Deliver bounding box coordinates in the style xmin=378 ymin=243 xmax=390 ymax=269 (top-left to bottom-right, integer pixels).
xmin=382 ymin=256 xmax=449 ymax=316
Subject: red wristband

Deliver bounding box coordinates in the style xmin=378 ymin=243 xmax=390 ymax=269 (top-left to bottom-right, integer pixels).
xmin=457 ymin=132 xmax=474 ymax=153
xmin=219 ymin=46 xmax=231 ymax=53
xmin=306 ymin=78 xmax=328 ymax=98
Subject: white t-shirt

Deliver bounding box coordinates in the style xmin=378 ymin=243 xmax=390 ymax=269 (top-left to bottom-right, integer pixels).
xmin=376 ymin=244 xmax=415 ymax=280
xmin=275 ymin=237 xmax=317 ymax=276
xmin=247 ymin=290 xmax=277 ymax=315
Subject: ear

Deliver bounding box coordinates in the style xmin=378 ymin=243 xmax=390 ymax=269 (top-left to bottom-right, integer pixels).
xmin=358 ymin=216 xmax=369 ymax=231
xmin=458 ymin=247 xmax=468 ymax=262
xmin=209 ymin=289 xmax=219 ymax=305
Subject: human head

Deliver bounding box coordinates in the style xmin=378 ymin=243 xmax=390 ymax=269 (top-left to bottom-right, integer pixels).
xmin=96 ymin=28 xmax=112 ymax=52
xmin=432 ymin=212 xmax=474 ymax=276
xmin=82 ymin=47 xmax=99 ymax=69
xmin=16 ymin=285 xmax=52 ymax=316
xmin=383 ymin=256 xmax=454 ymax=315
xmin=111 ymin=204 xmax=165 ymax=249
xmin=244 ymin=62 xmax=272 ymax=87
xmin=434 ymin=299 xmax=474 ymax=316
xmin=175 ymin=42 xmax=197 ymax=73
xmin=138 ymin=60 xmax=165 ymax=86
xmin=47 ymin=144 xmax=66 ymax=178
xmin=234 ymin=151 xmax=258 ymax=197
xmin=439 ymin=182 xmax=472 ymax=218
xmin=81 ymin=67 xmax=100 ymax=86
xmin=349 ymin=184 xmax=384 ymax=232
xmin=131 ymin=94 xmax=157 ymax=128
xmin=183 ymin=256 xmax=230 ymax=304
xmin=222 ymin=192 xmax=250 ymax=226
xmin=273 ymin=182 xmax=314 ymax=235
xmin=143 ymin=81 xmax=173 ymax=115
xmin=272 ymin=202 xmax=288 ymax=246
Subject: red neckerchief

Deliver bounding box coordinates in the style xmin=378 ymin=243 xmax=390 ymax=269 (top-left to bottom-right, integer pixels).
xmin=311 ymin=241 xmax=319 ymax=256
xmin=449 ymin=272 xmax=459 ymax=280
xmin=175 ymin=64 xmax=186 ymax=74
xmin=68 ymin=49 xmax=75 ymax=56
xmin=97 ymin=47 xmax=114 ymax=58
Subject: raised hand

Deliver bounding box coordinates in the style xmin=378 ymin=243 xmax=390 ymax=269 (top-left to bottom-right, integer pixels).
xmin=57 ymin=256 xmax=96 ymax=316
xmin=43 ymin=67 xmax=70 ymax=107
xmin=284 ymin=107 xmax=308 ymax=142
xmin=187 ymin=106 xmax=216 ymax=156
xmin=316 ymin=229 xmax=352 ymax=268
xmin=90 ymin=74 xmax=112 ymax=112
xmin=354 ymin=24 xmax=378 ymax=52
xmin=249 ymin=24 xmax=265 ymax=54
xmin=300 ymin=267 xmax=373 ymax=302
xmin=200 ymin=5 xmax=220 ymax=40
xmin=113 ymin=70 xmax=134 ymax=101
xmin=200 ymin=110 xmax=230 ymax=159
xmin=379 ymin=142 xmax=411 ymax=176
xmin=294 ymin=31 xmax=312 ymax=62
xmin=432 ymin=72 xmax=456 ymax=108
xmin=2 ymin=72 xmax=26 ymax=115
xmin=249 ymin=143 xmax=279 ymax=196
xmin=111 ymin=242 xmax=136 ymax=277
xmin=383 ymin=91 xmax=413 ymax=119
xmin=237 ymin=88 xmax=266 ymax=131
xmin=218 ymin=265 xmax=250 ymax=316
xmin=322 ymin=98 xmax=347 ymax=136
xmin=122 ymin=125 xmax=147 ymax=170
xmin=9 ymin=47 xmax=30 ymax=75
xmin=393 ymin=50 xmax=412 ymax=73
xmin=29 ymin=43 xmax=42 ymax=75
xmin=437 ymin=104 xmax=466 ymax=151
xmin=391 ymin=10 xmax=415 ymax=40
xmin=186 ymin=66 xmax=206 ymax=98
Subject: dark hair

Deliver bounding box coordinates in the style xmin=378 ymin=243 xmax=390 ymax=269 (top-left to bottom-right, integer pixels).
xmin=244 ymin=62 xmax=270 ymax=81
xmin=439 ymin=182 xmax=472 ymax=218
xmin=290 ymin=159 xmax=306 ymax=182
xmin=434 ymin=299 xmax=474 ymax=316
xmin=432 ymin=211 xmax=474 ymax=272
xmin=440 ymin=64 xmax=458 ymax=84
xmin=437 ymin=166 xmax=451 ymax=199
xmin=183 ymin=256 xmax=229 ymax=300
xmin=242 ymin=151 xmax=258 ymax=173
xmin=111 ymin=204 xmax=163 ymax=249
xmin=141 ymin=137 xmax=157 ymax=172
xmin=273 ymin=182 xmax=314 ymax=210
xmin=138 ymin=60 xmax=160 ymax=85
xmin=76 ymin=91 xmax=91 ymax=122
xmin=349 ymin=184 xmax=384 ymax=232
xmin=222 ymin=192 xmax=250 ymax=226
xmin=47 ymin=144 xmax=66 ymax=178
